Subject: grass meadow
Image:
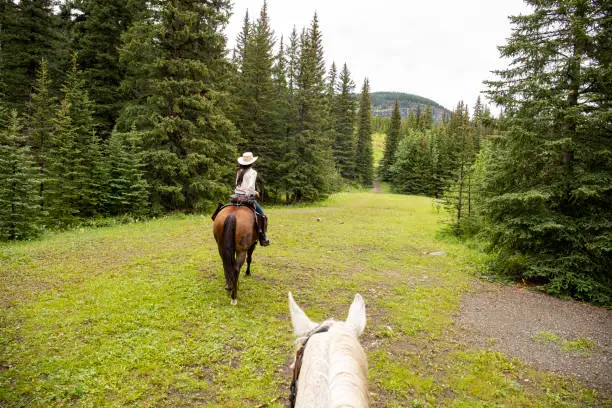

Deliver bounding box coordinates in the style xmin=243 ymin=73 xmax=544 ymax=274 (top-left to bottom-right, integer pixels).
xmin=0 ymin=192 xmax=604 ymax=407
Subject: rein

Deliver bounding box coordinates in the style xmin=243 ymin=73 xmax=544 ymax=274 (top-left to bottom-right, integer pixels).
xmin=289 ymin=324 xmax=330 ymax=408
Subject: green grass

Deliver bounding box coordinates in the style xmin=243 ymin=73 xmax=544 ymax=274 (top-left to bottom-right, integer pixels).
xmin=534 ymin=331 xmax=595 ymax=356
xmin=0 ymin=192 xmax=605 ymax=407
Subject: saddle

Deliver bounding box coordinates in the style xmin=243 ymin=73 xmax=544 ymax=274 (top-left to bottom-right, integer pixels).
xmin=211 ymin=198 xmax=268 ymax=238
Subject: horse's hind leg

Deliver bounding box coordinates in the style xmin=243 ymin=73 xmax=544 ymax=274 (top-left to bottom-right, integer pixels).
xmin=231 ymin=250 xmax=247 ymax=305
xmin=230 ymin=265 xmax=239 ymax=305
xmin=245 ymin=243 xmax=257 ymax=276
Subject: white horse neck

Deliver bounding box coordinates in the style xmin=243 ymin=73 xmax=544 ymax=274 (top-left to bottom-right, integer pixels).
xmin=295 ymin=321 xmax=369 ymax=408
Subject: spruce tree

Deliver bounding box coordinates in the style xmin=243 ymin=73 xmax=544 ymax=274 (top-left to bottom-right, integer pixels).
xmin=72 ymin=0 xmax=147 ymax=137
xmin=117 ymin=0 xmax=238 ymax=212
xmin=0 ymin=0 xmax=62 ymax=110
xmin=380 ymin=98 xmax=401 ymax=181
xmin=104 ymin=131 xmax=149 ymax=216
xmin=332 ymin=63 xmax=356 ymax=180
xmin=232 ymin=1 xmax=284 ymax=200
xmin=483 ymin=0 xmax=612 ymax=303
xmin=46 ymin=99 xmax=84 ymax=226
xmin=420 ymin=105 xmax=433 ymax=131
xmin=407 ymin=108 xmax=416 ymax=130
xmin=0 ymin=110 xmax=41 ymax=240
xmin=355 ymin=78 xmax=373 ymax=186
xmin=27 ymin=58 xmax=56 ymax=213
xmin=61 ymin=55 xmax=105 ymax=217
xmin=287 ymin=14 xmax=335 ymax=201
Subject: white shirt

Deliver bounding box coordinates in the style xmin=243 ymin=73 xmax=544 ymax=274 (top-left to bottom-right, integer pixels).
xmin=235 ymin=168 xmax=257 ymax=198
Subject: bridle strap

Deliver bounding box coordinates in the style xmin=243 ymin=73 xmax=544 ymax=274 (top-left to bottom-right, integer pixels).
xmin=289 ymin=325 xmax=330 ymax=408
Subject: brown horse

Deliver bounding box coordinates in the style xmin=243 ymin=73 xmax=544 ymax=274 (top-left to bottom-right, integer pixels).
xmin=213 ymin=206 xmax=258 ymax=305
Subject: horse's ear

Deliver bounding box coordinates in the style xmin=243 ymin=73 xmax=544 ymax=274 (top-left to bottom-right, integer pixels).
xmin=346 ymin=293 xmax=366 ymax=337
xmin=288 ymin=292 xmax=318 ymax=337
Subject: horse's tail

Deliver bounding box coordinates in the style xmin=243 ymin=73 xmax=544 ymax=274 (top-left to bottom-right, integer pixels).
xmin=222 ymin=213 xmax=238 ymax=298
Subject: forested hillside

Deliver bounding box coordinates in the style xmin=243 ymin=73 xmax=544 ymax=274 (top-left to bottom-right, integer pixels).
xmin=371 ymin=91 xmax=450 ymax=122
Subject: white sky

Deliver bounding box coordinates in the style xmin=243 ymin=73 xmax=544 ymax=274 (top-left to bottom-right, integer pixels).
xmin=224 ymin=0 xmax=531 ymax=112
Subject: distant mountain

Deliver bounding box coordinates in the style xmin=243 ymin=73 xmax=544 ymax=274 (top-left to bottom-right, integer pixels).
xmin=370 ymin=92 xmax=451 ymax=122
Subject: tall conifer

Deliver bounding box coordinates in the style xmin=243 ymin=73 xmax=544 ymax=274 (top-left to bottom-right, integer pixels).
xmin=483 ymin=0 xmax=612 ymax=303
xmin=117 ymin=0 xmax=238 ymax=212
xmin=0 ymin=110 xmax=41 ymax=240
xmin=381 ymin=98 xmax=401 ymax=181
xmin=332 ymin=63 xmax=356 ymax=180
xmin=72 ymin=0 xmax=147 ymax=136
xmin=355 ymin=78 xmax=373 ymax=186
xmin=27 ymin=58 xmax=56 ymax=213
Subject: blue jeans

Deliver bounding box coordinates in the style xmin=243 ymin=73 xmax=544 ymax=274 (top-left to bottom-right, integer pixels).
xmin=254 ymin=200 xmax=264 ymax=215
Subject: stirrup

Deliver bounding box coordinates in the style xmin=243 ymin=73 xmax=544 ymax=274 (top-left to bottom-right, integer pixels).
xmin=259 ymin=234 xmax=270 ymax=247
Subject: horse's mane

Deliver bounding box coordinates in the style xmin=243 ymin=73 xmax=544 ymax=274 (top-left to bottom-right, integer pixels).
xmin=295 ymin=319 xmax=369 ymax=408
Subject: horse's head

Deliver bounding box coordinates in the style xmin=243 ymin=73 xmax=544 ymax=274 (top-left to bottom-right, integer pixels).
xmin=288 ymin=292 xmax=368 ymax=408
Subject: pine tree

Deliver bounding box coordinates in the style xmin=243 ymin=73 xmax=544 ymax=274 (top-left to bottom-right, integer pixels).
xmin=46 ymin=99 xmax=84 ymax=226
xmin=117 ymin=0 xmax=238 ymax=212
xmin=483 ymin=0 xmax=612 ymax=304
xmin=104 ymin=131 xmax=149 ymax=216
xmin=420 ymin=105 xmax=433 ymax=131
xmin=332 ymin=63 xmax=356 ymax=180
xmin=287 ymin=14 xmax=335 ymax=201
xmin=380 ymin=98 xmax=401 ymax=181
xmin=0 ymin=0 xmax=63 ymax=111
xmin=407 ymin=107 xmax=416 ymax=130
xmin=61 ymin=55 xmax=105 ymax=217
xmin=232 ymin=1 xmax=284 ymax=200
xmin=285 ymin=27 xmax=300 ymax=95
xmin=355 ymin=78 xmax=373 ymax=186
xmin=27 ymin=58 xmax=56 ymax=214
xmin=72 ymin=0 xmax=147 ymax=137
xmin=0 ymin=110 xmax=41 ymax=240
xmin=233 ymin=10 xmax=251 ymax=69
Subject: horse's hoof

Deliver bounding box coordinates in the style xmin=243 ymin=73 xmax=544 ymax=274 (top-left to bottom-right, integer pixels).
xmin=231 ymin=299 xmax=237 ymax=306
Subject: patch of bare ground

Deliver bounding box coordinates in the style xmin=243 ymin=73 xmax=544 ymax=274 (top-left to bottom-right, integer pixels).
xmin=454 ymin=280 xmax=612 ymax=396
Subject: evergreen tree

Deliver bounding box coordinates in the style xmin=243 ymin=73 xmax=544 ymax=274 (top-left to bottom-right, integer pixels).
xmin=326 ymin=61 xmax=337 ymax=128
xmin=355 ymin=78 xmax=373 ymax=186
xmin=46 ymin=99 xmax=83 ymax=225
xmin=117 ymin=0 xmax=238 ymax=212
xmin=0 ymin=0 xmax=62 ymax=110
xmin=233 ymin=10 xmax=251 ymax=69
xmin=27 ymin=58 xmax=56 ymax=213
xmin=285 ymin=27 xmax=300 ymax=94
xmin=61 ymin=55 xmax=105 ymax=217
xmin=420 ymin=104 xmax=433 ymax=131
xmin=380 ymin=98 xmax=401 ymax=181
xmin=232 ymin=1 xmax=284 ymax=199
xmin=287 ymin=14 xmax=335 ymax=201
xmin=483 ymin=0 xmax=612 ymax=303
xmin=72 ymin=0 xmax=147 ymax=137
xmin=332 ymin=63 xmax=356 ymax=180
xmin=407 ymin=107 xmax=416 ymax=130
xmin=0 ymin=110 xmax=41 ymax=240
xmin=104 ymin=131 xmax=149 ymax=216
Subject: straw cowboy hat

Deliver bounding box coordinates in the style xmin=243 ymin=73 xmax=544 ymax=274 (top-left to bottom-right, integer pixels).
xmin=237 ymin=152 xmax=258 ymax=165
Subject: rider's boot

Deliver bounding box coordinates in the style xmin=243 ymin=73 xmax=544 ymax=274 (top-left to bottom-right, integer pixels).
xmin=258 ymin=214 xmax=270 ymax=246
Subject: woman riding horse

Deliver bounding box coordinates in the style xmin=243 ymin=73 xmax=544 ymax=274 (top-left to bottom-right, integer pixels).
xmin=234 ymin=152 xmax=269 ymax=246
xmin=212 ymin=152 xmax=270 ymax=304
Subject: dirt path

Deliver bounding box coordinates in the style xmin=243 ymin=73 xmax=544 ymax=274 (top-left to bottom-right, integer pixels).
xmin=372 ymin=180 xmax=381 ymax=193
xmin=455 ymin=281 xmax=612 ymax=396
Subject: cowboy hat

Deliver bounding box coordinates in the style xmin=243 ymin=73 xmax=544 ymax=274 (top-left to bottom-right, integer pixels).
xmin=237 ymin=152 xmax=258 ymax=165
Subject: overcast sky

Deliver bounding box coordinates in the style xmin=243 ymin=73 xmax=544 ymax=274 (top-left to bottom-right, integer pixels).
xmin=224 ymin=0 xmax=531 ymax=112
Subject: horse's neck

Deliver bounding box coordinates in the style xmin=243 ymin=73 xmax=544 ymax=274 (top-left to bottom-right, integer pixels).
xmin=296 ymin=322 xmax=369 ymax=408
